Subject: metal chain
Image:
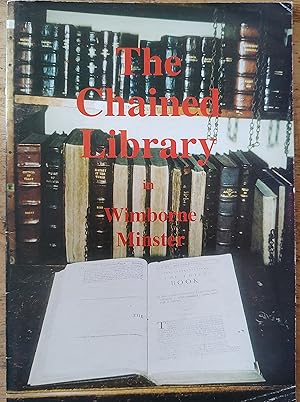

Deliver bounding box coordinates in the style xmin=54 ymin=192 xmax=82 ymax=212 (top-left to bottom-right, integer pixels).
xmin=207 ymin=8 xmax=225 ymax=141
xmin=84 ymin=206 xmax=90 ymax=261
xmin=284 ymin=82 xmax=292 ymax=156
xmin=268 ymin=228 xmax=276 ymax=266
xmin=207 ymin=8 xmax=218 ymax=140
xmin=248 ymin=16 xmax=266 ymax=149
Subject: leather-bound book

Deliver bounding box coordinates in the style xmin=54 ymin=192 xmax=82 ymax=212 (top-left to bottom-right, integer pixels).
xmin=220 ymin=39 xmax=238 ymax=109
xmin=233 ymin=23 xmax=259 ymax=111
xmin=73 ymin=27 xmax=90 ymax=97
xmin=112 ymin=157 xmax=129 ymax=259
xmin=140 ymin=40 xmax=163 ymax=103
xmin=97 ymin=31 xmax=114 ymax=100
xmin=39 ymin=23 xmax=60 ymax=97
xmin=251 ymin=179 xmax=277 ymax=266
xmin=16 ymin=133 xmax=52 ymax=264
xmin=194 ymin=154 xmax=219 ymax=250
xmin=210 ymin=154 xmax=239 ymax=254
xmin=200 ymin=37 xmax=220 ymax=98
xmin=14 ymin=21 xmax=36 ymax=95
xmin=116 ymin=33 xmax=139 ymax=100
xmin=43 ymin=132 xmax=67 ymax=261
xmin=86 ymin=31 xmax=100 ymax=99
xmin=228 ymin=150 xmax=255 ymax=249
xmin=186 ymin=155 xmax=206 ymax=257
xmin=112 ymin=32 xmax=121 ymax=96
xmin=161 ymin=35 xmax=183 ymax=103
xmin=88 ymin=131 xmax=114 ymax=260
xmin=167 ymin=158 xmax=182 ymax=258
xmin=177 ymin=157 xmax=192 ymax=257
xmin=182 ymin=36 xmax=201 ymax=99
xmin=242 ymin=150 xmax=268 ymax=180
xmin=56 ymin=24 xmax=76 ymax=97
xmin=64 ymin=129 xmax=89 ymax=263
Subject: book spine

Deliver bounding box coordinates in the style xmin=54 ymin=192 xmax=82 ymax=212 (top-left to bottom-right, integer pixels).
xmin=233 ymin=29 xmax=259 ymax=111
xmin=98 ymin=31 xmax=114 ymax=100
xmin=88 ymin=158 xmax=114 ymax=260
xmin=203 ymin=169 xmax=219 ymax=250
xmin=179 ymin=167 xmax=192 ymax=257
xmin=73 ymin=27 xmax=89 ymax=97
xmin=39 ymin=24 xmax=60 ymax=97
xmin=161 ymin=36 xmax=183 ymax=103
xmin=57 ymin=24 xmax=76 ymax=97
xmin=112 ymin=32 xmax=120 ymax=96
xmin=235 ymin=166 xmax=254 ymax=248
xmin=16 ymin=144 xmax=42 ymax=263
xmin=140 ymin=40 xmax=162 ymax=103
xmin=216 ymin=168 xmax=239 ymax=253
xmin=182 ymin=36 xmax=201 ymax=99
xmin=15 ymin=21 xmax=36 ymax=95
xmin=220 ymin=39 xmax=238 ymax=109
xmin=86 ymin=31 xmax=99 ymax=99
xmin=43 ymin=146 xmax=65 ymax=259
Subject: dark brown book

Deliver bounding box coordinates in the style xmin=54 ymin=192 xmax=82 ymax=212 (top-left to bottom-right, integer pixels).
xmin=233 ymin=24 xmax=259 ymax=111
xmin=14 ymin=21 xmax=36 ymax=95
xmin=210 ymin=154 xmax=239 ymax=253
xmin=228 ymin=150 xmax=255 ymax=249
xmin=16 ymin=133 xmax=52 ymax=263
xmin=43 ymin=132 xmax=68 ymax=261
xmin=88 ymin=131 xmax=114 ymax=260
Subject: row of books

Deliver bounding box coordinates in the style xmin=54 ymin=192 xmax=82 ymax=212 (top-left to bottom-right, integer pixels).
xmin=15 ymin=130 xmax=294 ymax=266
xmin=15 ymin=21 xmax=292 ymax=116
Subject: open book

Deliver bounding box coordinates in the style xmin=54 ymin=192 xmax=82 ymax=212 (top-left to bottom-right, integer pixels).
xmin=28 ymin=254 xmax=264 ymax=386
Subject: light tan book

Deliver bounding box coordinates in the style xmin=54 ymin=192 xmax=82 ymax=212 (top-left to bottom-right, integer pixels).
xmin=251 ymin=179 xmax=277 ymax=265
xmin=64 ymin=129 xmax=89 ymax=263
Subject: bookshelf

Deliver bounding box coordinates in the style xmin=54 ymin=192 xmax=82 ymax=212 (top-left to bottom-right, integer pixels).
xmin=5 ymin=1 xmax=294 ymax=399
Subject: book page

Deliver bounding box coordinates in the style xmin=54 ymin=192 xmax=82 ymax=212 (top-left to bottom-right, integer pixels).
xmin=29 ymin=258 xmax=148 ymax=385
xmin=147 ymin=254 xmax=262 ymax=384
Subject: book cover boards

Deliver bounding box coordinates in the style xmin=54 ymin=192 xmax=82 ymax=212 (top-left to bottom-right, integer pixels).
xmin=6 ymin=1 xmax=295 ymax=401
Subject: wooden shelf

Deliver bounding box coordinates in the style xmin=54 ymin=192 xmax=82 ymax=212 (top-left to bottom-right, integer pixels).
xmin=6 ymin=384 xmax=286 ymax=399
xmin=15 ymin=95 xmax=254 ymax=119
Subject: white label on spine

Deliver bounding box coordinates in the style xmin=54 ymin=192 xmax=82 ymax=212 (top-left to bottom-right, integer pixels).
xmin=6 ymin=19 xmax=15 ymax=29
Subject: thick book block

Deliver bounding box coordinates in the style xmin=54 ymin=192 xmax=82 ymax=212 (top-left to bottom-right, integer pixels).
xmin=251 ymin=179 xmax=277 ymax=265
xmin=147 ymin=149 xmax=169 ymax=257
xmin=64 ymin=129 xmax=89 ymax=263
xmin=56 ymin=24 xmax=76 ymax=97
xmin=131 ymin=151 xmax=147 ymax=258
xmin=195 ymin=154 xmax=219 ymax=250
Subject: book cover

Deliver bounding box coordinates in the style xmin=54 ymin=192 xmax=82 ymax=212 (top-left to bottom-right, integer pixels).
xmin=4 ymin=1 xmax=295 ymax=401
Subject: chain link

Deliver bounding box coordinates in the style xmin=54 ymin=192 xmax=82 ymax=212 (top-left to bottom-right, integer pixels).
xmin=248 ymin=16 xmax=266 ymax=150
xmin=284 ymin=82 xmax=292 ymax=156
xmin=207 ymin=8 xmax=225 ymax=141
xmin=84 ymin=206 xmax=90 ymax=261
